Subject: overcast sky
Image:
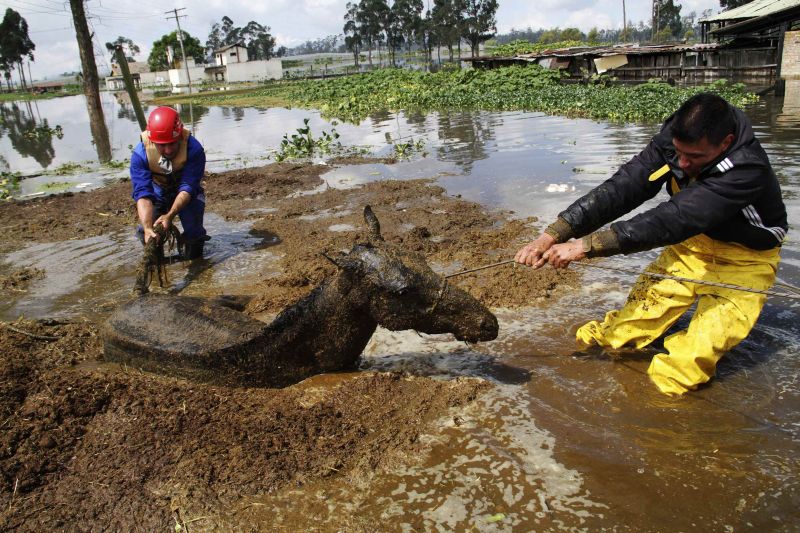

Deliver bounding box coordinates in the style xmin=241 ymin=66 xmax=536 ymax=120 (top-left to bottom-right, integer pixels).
xmin=2 ymin=0 xmax=723 ymax=80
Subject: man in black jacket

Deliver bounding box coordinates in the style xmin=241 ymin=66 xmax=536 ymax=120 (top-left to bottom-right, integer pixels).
xmin=515 ymin=93 xmax=787 ymax=395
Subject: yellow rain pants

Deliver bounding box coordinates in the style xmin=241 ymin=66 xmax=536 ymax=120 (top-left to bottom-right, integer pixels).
xmin=576 ymin=233 xmax=780 ymax=396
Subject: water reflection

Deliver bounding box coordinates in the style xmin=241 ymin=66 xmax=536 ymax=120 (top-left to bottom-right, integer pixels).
xmin=220 ymin=106 xmax=246 ymax=122
xmin=777 ymin=79 xmax=800 ymax=126
xmin=0 ymin=102 xmax=58 ymax=168
xmin=435 ymin=111 xmax=498 ymax=172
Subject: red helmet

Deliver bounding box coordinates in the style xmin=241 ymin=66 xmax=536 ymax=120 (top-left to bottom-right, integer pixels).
xmin=147 ymin=106 xmax=183 ymax=144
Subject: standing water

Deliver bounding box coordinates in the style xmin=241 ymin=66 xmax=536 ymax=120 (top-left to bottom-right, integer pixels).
xmin=1 ymin=84 xmax=798 ymax=529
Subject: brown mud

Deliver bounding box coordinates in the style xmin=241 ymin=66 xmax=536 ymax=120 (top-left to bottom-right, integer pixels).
xmin=0 ymin=160 xmax=578 ymax=530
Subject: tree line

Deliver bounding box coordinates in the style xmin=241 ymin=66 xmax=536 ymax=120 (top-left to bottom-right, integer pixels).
xmin=342 ymin=0 xmax=499 ymax=67
xmin=497 ymin=7 xmax=715 ymax=47
xmin=0 ymin=8 xmax=35 ymax=92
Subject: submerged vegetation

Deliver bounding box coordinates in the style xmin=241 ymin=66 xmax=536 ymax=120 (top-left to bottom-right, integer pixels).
xmin=163 ymin=66 xmax=758 ymax=125
xmin=273 ymin=118 xmax=341 ymax=162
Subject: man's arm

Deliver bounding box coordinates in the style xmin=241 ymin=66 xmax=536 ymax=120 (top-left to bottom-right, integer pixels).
xmin=130 ymin=146 xmax=155 ymax=202
xmin=153 ymin=191 xmax=191 ymax=231
xmin=516 ymin=135 xmax=669 ymax=268
xmin=136 ymin=197 xmax=158 ymax=244
xmin=176 ymin=136 xmax=206 ymax=199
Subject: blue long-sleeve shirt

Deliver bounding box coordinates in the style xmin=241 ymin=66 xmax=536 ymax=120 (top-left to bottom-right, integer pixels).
xmin=130 ymin=135 xmax=205 ymax=202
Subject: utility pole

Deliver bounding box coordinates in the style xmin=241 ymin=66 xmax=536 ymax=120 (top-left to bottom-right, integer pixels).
xmin=165 ymin=8 xmax=192 ymax=94
xmin=69 ymin=0 xmax=112 ymax=163
xmin=622 ymin=0 xmax=627 ymax=42
xmin=652 ymin=0 xmax=660 ymax=42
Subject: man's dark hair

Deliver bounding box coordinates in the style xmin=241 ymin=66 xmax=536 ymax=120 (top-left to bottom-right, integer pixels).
xmin=670 ymin=93 xmax=736 ymax=145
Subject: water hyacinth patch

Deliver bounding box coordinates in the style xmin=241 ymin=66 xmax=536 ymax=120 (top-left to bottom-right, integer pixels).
xmin=162 ymin=66 xmax=758 ymax=126
xmin=283 ymin=67 xmax=758 ymax=124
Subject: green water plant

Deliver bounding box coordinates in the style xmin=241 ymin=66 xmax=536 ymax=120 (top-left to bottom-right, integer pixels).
xmin=392 ymin=138 xmax=426 ymax=159
xmin=51 ymin=162 xmax=89 ymax=175
xmin=24 ymin=123 xmax=63 ymax=141
xmin=284 ymin=67 xmax=758 ymax=124
xmin=37 ymin=181 xmax=73 ymax=193
xmin=490 ymin=39 xmax=585 ymax=57
xmin=274 ymin=118 xmax=341 ymax=162
xmin=0 ymin=172 xmax=21 ymax=200
xmin=104 ymin=159 xmax=128 ymax=170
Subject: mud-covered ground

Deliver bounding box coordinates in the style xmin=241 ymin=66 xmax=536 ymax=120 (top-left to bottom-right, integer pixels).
xmin=0 ymin=160 xmax=578 ymax=530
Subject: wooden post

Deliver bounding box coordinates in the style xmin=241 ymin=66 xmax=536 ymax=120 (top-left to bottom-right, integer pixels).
xmin=775 ymin=22 xmax=789 ymax=95
xmin=68 ymin=0 xmax=112 ymax=163
xmin=114 ymin=46 xmax=147 ymax=131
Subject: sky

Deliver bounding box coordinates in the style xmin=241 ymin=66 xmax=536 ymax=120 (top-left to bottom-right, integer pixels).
xmin=1 ymin=0 xmax=724 ymax=81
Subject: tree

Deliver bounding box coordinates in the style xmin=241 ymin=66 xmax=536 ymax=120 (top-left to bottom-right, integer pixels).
xmin=104 ymin=36 xmax=140 ymax=63
xmin=652 ymin=0 xmax=682 ymax=39
xmin=432 ymin=0 xmax=462 ymax=61
xmin=241 ymin=21 xmax=276 ymax=60
xmin=68 ymin=0 xmax=110 ymax=163
xmin=206 ymin=21 xmax=225 ymax=58
xmin=384 ymin=1 xmax=405 ymax=65
xmin=720 ymin=0 xmax=754 ymax=8
xmin=0 ymin=8 xmax=35 ymax=90
xmin=539 ymin=28 xmax=561 ymax=44
xmin=344 ymin=2 xmax=363 ymax=66
xmin=461 ymin=0 xmax=498 ymax=57
xmin=560 ymin=27 xmax=584 ymax=41
xmin=394 ymin=0 xmax=423 ymax=53
xmin=357 ymin=0 xmax=389 ymax=65
xmin=148 ymin=31 xmax=204 ymax=71
xmin=207 ymin=17 xmax=275 ymax=60
xmin=587 ymin=27 xmax=600 ymax=43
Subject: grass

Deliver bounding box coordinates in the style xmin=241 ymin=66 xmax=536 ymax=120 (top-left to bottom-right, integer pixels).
xmin=153 ymin=83 xmax=293 ymax=109
xmin=0 ymin=88 xmax=82 ymax=102
xmin=37 ymin=181 xmax=73 ymax=193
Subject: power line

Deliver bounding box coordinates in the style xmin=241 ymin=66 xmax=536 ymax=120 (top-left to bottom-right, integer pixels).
xmin=29 ymin=26 xmax=72 ymax=32
xmin=0 ymin=0 xmax=68 ymax=15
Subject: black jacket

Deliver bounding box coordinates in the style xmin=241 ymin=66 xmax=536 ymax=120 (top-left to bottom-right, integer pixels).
xmin=554 ymin=106 xmax=787 ymax=254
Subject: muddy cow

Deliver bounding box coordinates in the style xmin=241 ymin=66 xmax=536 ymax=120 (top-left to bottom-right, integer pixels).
xmin=103 ymin=206 xmax=498 ymax=387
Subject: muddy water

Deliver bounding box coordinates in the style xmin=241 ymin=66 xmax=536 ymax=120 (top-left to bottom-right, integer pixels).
xmin=2 ymin=84 xmax=800 ymax=529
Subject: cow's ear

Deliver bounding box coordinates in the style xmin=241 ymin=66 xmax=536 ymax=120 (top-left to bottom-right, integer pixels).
xmin=364 ymin=205 xmax=384 ymax=242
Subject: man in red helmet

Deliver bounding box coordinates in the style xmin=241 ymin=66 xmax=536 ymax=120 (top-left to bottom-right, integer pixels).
xmin=130 ymin=105 xmax=208 ymax=259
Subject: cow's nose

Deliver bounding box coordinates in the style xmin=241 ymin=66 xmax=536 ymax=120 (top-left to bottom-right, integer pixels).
xmin=480 ymin=314 xmax=499 ymax=340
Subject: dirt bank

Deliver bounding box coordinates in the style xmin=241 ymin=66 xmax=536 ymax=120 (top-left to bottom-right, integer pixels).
xmin=0 ymin=160 xmax=579 ymax=529
xmin=0 ymin=319 xmax=488 ymax=530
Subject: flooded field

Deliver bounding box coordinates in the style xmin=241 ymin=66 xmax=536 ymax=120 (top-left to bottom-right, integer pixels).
xmin=1 ymin=85 xmax=799 ymax=530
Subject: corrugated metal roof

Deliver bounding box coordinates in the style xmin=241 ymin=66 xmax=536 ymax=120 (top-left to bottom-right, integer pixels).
xmin=214 ymin=42 xmax=246 ymax=53
xmin=700 ymin=0 xmax=800 ymax=22
xmin=511 ymin=43 xmax=719 ymax=60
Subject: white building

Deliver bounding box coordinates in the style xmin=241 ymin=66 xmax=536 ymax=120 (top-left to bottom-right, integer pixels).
xmin=214 ymin=43 xmax=248 ymax=66
xmin=106 ymin=45 xmax=282 ymax=91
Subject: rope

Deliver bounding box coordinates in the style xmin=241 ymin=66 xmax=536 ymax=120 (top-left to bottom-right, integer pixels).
xmin=445 ymin=259 xmax=516 ymax=278
xmin=573 ymin=262 xmax=800 ymax=300
xmin=444 ymin=258 xmax=800 ymax=300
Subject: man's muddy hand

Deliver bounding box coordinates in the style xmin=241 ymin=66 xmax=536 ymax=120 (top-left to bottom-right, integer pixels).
xmin=153 ymin=214 xmax=174 ymax=232
xmin=142 ymin=226 xmax=159 ymax=244
xmin=542 ymin=240 xmax=586 ymax=269
xmin=515 ymin=233 xmax=556 ymax=269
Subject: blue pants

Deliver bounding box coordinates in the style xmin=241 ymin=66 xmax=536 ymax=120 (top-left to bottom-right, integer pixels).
xmin=137 ymin=189 xmax=207 ymax=243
